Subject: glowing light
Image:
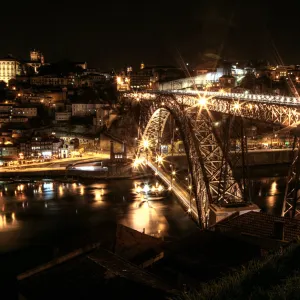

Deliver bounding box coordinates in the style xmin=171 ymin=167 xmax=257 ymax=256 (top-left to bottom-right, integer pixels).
xmin=168 ymin=186 xmax=172 ymax=191
xmin=58 ymin=185 xmax=63 ymax=196
xmin=133 ymin=157 xmax=144 ymax=169
xmin=136 ymin=186 xmax=142 ymax=193
xmin=75 ymin=166 xmax=95 ymax=171
xmin=157 ymin=185 xmax=163 ymax=192
xmin=187 ymin=208 xmax=192 ymax=213
xmin=233 ymin=102 xmax=240 ymax=110
xmin=95 ymin=190 xmax=102 ymax=201
xmin=80 ymin=186 xmax=84 ymax=195
xmin=198 ymin=97 xmax=207 ymax=106
xmin=143 ymin=184 xmax=150 ymax=193
xmin=188 ymin=185 xmax=192 ymax=190
xmin=156 ymin=155 xmax=163 ymax=164
xmin=142 ymin=139 xmax=150 ymax=149
xmin=270 ymin=181 xmax=277 ymax=193
xmin=151 ymin=186 xmax=156 ymax=192
xmin=172 ymin=170 xmax=176 ymax=175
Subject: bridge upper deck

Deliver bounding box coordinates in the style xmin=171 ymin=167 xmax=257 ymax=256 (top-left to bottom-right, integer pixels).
xmin=139 ymin=90 xmax=300 ymax=107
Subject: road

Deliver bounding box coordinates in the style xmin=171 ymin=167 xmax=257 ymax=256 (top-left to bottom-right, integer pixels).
xmin=147 ymin=160 xmax=198 ymax=220
xmin=0 ymin=153 xmax=110 ymax=172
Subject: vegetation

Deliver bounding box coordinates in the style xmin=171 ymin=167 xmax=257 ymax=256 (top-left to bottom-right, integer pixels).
xmin=174 ymin=242 xmax=300 ymax=300
xmin=38 ymin=59 xmax=84 ymax=76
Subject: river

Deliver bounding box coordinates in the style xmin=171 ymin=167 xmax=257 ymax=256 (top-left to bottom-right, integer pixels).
xmin=0 ymin=174 xmax=286 ymax=274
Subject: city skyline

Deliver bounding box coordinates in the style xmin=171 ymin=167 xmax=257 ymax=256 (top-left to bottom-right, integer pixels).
xmin=1 ymin=0 xmax=300 ymax=69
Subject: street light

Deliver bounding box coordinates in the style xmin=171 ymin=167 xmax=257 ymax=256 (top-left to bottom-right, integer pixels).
xmin=142 ymin=139 xmax=150 ymax=149
xmin=156 ymin=155 xmax=163 ymax=164
xmin=198 ymin=97 xmax=207 ymax=106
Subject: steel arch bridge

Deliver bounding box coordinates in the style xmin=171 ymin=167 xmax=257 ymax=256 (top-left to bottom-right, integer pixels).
xmin=135 ymin=94 xmax=244 ymax=228
xmin=123 ymin=90 xmax=300 ymax=227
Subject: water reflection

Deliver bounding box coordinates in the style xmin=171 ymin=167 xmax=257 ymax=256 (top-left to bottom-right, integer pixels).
xmin=0 ymin=212 xmax=19 ymax=232
xmin=0 ymin=176 xmax=285 ymax=251
xmin=251 ymin=177 xmax=285 ymax=215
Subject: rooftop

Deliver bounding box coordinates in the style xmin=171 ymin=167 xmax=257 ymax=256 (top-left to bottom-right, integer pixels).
xmin=18 ymin=246 xmax=171 ymax=300
xmin=216 ymin=211 xmax=300 ymax=242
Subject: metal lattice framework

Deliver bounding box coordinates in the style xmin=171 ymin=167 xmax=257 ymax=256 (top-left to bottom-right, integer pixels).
xmin=125 ymin=92 xmax=300 ymax=126
xmin=140 ymin=95 xmax=243 ymax=227
xmin=282 ymin=136 xmax=300 ymax=218
xmin=123 ymin=90 xmax=300 ymax=222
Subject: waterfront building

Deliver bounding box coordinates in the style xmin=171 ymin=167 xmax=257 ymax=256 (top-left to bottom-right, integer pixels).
xmin=0 ymin=144 xmax=18 ymax=159
xmin=20 ymin=136 xmax=63 ymax=159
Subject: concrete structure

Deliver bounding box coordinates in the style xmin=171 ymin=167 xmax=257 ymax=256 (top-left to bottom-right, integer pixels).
xmin=212 ymin=211 xmax=300 ymax=250
xmin=110 ymin=140 xmax=127 ymax=162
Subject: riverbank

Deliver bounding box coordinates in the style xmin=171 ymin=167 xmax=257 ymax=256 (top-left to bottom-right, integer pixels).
xmin=0 ymin=168 xmax=153 ymax=181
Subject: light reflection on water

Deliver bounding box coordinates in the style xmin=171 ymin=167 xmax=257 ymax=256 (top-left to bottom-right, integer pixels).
xmin=0 ymin=179 xmax=183 ymax=240
xmin=251 ymin=177 xmax=285 ymax=215
xmin=0 ymin=176 xmax=287 ymax=251
xmin=0 ymin=213 xmax=19 ymax=232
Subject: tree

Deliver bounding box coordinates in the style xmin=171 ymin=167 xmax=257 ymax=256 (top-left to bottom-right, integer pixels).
xmin=0 ymin=81 xmax=7 ymax=89
xmin=38 ymin=59 xmax=84 ymax=76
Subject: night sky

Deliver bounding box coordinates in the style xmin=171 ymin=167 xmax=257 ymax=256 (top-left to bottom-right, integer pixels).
xmin=1 ymin=0 xmax=300 ymax=70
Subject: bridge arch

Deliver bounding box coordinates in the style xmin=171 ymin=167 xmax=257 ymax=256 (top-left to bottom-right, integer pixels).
xmin=140 ymin=95 xmax=244 ymax=228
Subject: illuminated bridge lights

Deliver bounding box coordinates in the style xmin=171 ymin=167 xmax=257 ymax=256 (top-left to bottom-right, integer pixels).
xmin=198 ymin=97 xmax=207 ymax=106
xmin=123 ymin=90 xmax=300 ymax=126
xmin=123 ymin=90 xmax=300 ymax=107
xmin=123 ymin=87 xmax=300 ymax=227
xmin=141 ymin=138 xmax=150 ymax=149
xmin=132 ymin=156 xmax=145 ymax=169
xmin=156 ymin=155 xmax=164 ymax=164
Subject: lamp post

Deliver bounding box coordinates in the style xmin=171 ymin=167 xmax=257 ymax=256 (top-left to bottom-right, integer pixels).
xmin=170 ymin=164 xmax=176 ymax=190
xmin=186 ymin=169 xmax=192 ymax=213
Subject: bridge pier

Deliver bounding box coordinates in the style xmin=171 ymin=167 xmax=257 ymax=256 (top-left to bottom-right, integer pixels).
xmin=209 ymin=203 xmax=260 ymax=226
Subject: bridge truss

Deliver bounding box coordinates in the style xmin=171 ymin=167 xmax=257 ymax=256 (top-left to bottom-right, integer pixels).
xmin=137 ymin=95 xmax=244 ymax=228
xmin=123 ymin=91 xmax=300 ymax=224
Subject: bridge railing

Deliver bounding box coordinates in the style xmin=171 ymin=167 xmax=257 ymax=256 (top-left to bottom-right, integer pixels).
xmin=155 ymin=90 xmax=300 ymax=106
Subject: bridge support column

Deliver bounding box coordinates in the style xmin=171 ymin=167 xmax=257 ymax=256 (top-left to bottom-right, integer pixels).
xmin=282 ymin=125 xmax=300 ymax=218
